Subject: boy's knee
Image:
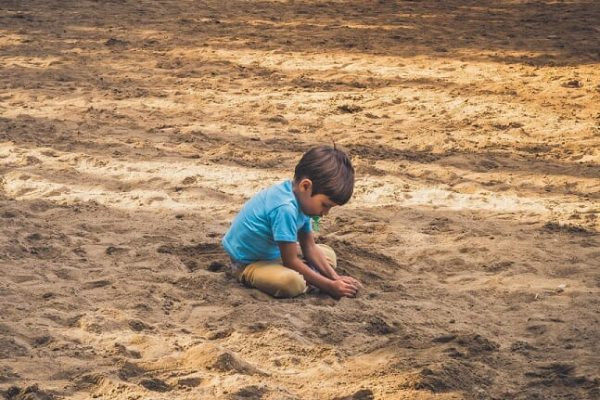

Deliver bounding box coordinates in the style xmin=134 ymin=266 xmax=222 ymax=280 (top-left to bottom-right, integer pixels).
xmin=274 ymin=271 xmax=306 ymax=298
xmin=318 ymin=244 xmax=337 ymax=267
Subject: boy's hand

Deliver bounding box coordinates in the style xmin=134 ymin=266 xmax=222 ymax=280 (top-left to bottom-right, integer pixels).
xmin=337 ymin=275 xmax=362 ymax=289
xmin=330 ymin=276 xmax=361 ymax=298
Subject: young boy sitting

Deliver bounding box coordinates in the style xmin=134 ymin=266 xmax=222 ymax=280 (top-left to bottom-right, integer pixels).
xmin=222 ymin=145 xmax=362 ymax=299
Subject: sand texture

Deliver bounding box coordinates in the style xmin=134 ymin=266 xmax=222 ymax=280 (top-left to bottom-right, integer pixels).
xmin=1 ymin=0 xmax=599 ymax=399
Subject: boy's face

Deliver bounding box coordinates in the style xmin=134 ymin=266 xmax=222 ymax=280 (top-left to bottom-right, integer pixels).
xmin=294 ymin=179 xmax=339 ymax=217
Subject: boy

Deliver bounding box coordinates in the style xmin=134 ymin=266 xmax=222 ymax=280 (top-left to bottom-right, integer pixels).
xmin=222 ymin=145 xmax=362 ymax=299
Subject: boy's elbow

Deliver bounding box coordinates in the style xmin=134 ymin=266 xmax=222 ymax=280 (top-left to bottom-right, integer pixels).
xmin=282 ymin=257 xmax=301 ymax=271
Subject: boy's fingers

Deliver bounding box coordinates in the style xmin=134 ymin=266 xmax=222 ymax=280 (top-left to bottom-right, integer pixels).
xmin=348 ymin=278 xmax=361 ymax=289
xmin=336 ymin=279 xmax=360 ymax=297
xmin=342 ymin=276 xmax=362 ymax=288
xmin=342 ymin=282 xmax=356 ymax=296
xmin=341 ymin=276 xmax=358 ymax=285
xmin=344 ymin=280 xmax=357 ymax=290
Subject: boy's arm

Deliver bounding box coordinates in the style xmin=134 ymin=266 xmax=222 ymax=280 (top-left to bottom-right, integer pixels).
xmin=278 ymin=242 xmax=358 ymax=299
xmin=298 ymin=230 xmax=338 ymax=280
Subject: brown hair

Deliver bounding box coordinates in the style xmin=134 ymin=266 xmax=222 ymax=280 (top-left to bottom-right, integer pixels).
xmin=294 ymin=145 xmax=355 ymax=205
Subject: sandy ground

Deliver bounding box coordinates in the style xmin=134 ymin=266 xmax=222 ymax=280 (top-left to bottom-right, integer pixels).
xmin=1 ymin=0 xmax=599 ymax=399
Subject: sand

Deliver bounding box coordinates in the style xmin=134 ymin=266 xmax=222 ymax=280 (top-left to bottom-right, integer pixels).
xmin=1 ymin=0 xmax=599 ymax=399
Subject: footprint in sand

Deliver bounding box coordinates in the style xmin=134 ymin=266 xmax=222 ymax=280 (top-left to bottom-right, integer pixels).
xmin=526 ymin=324 xmax=548 ymax=336
xmin=410 ymin=360 xmax=493 ymax=394
xmin=31 ymin=335 xmax=53 ymax=348
xmin=0 ymin=337 xmax=29 ymax=358
xmin=524 ymin=363 xmax=595 ymax=389
xmin=510 ymin=340 xmax=536 ymax=355
xmin=117 ymin=362 xmax=145 ymax=382
xmin=455 ymin=333 xmax=500 ymax=356
xmin=333 ymin=389 xmax=374 ymax=400
xmin=113 ymin=343 xmax=141 ymax=359
xmin=156 ymin=242 xmax=227 ymax=272
xmin=210 ymin=351 xmax=267 ymax=376
xmin=128 ymin=319 xmax=154 ymax=333
xmin=83 ymin=279 xmax=112 ymax=289
xmin=140 ymin=377 xmax=171 ymax=393
xmin=230 ymin=385 xmax=268 ymax=400
xmin=365 ymin=316 xmax=397 ymax=336
xmin=105 ymin=246 xmax=128 ymax=256
xmin=177 ymin=376 xmax=202 ymax=388
xmin=4 ymin=385 xmax=55 ymax=400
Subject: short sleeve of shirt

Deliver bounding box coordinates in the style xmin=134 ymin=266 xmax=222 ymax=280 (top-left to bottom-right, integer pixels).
xmin=301 ymin=217 xmax=312 ymax=233
xmin=270 ymin=204 xmax=299 ymax=242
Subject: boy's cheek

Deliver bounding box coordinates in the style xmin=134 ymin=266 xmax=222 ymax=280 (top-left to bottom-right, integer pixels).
xmin=301 ymin=202 xmax=316 ymax=216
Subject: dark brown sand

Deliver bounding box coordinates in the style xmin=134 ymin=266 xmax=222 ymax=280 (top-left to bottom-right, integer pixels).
xmin=1 ymin=0 xmax=599 ymax=399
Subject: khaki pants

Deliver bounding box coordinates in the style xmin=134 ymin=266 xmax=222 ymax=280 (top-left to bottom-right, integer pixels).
xmin=233 ymin=244 xmax=337 ymax=298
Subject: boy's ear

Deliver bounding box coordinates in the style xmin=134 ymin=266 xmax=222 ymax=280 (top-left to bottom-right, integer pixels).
xmin=299 ymin=178 xmax=313 ymax=193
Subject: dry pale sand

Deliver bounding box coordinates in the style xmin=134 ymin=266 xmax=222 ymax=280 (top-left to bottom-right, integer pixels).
xmin=1 ymin=0 xmax=599 ymax=399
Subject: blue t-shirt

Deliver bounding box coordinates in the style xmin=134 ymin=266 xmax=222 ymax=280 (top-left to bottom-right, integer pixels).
xmin=222 ymin=180 xmax=312 ymax=264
